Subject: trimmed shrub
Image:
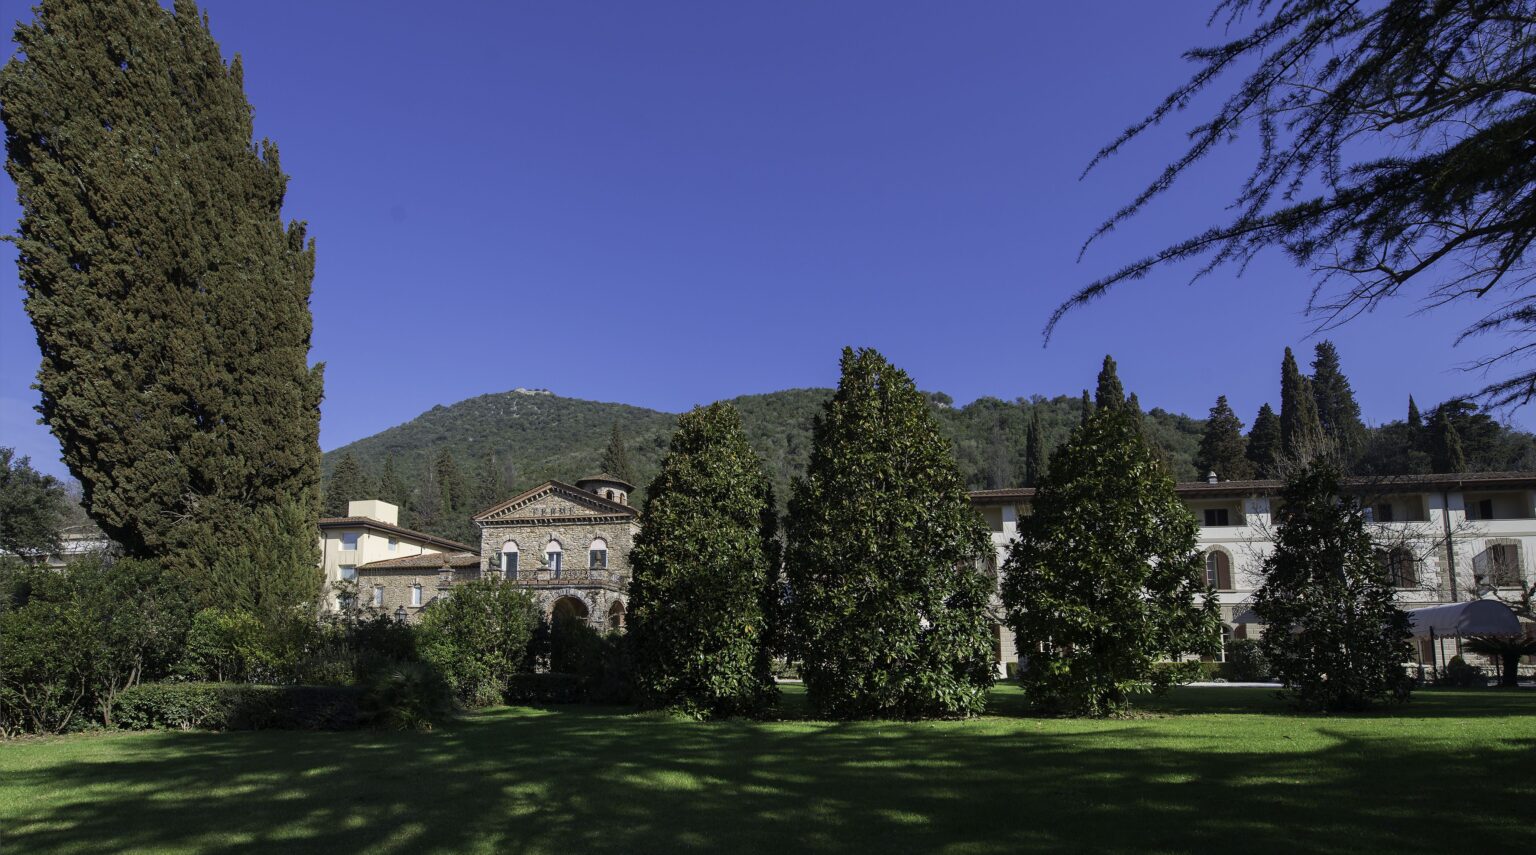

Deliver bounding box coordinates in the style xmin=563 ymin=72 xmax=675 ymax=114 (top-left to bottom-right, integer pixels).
xmin=114 ymin=683 xmax=359 ymax=731
xmin=1223 ymin=639 xmax=1270 ymax=682
xmin=357 ymin=662 xmax=456 ymax=731
xmin=1437 ymin=656 xmax=1486 ymax=688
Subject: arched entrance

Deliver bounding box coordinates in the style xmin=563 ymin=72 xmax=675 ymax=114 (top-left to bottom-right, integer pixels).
xmin=607 ymin=600 xmax=626 ymax=632
xmin=551 ymin=596 xmax=589 ymax=627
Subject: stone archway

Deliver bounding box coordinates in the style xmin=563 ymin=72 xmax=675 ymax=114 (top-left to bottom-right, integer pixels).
xmin=551 ymin=596 xmax=590 ymax=627
xmin=607 ymin=600 xmax=626 ymax=632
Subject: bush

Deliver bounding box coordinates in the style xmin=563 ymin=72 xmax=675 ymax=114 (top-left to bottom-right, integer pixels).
xmin=505 ymin=672 xmax=591 ymax=705
xmin=1437 ymin=656 xmax=1486 ymax=688
xmin=1223 ymin=639 xmax=1270 ymax=682
xmin=357 ymin=662 xmax=456 ymax=731
xmin=418 ymin=579 xmax=539 ymax=706
xmin=114 ymin=682 xmax=360 ymax=731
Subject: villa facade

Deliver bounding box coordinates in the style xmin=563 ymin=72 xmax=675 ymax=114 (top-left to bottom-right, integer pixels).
xmin=970 ymin=472 xmax=1536 ymax=674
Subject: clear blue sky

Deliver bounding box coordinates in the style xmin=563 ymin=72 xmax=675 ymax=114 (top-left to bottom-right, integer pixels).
xmin=1 ymin=1 xmax=1527 ymax=479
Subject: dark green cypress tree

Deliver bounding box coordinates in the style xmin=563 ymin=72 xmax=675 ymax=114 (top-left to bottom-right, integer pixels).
xmin=1095 ymin=355 xmax=1126 ymax=411
xmin=1406 ymin=396 xmax=1423 ymax=431
xmin=1279 ymin=348 xmax=1325 ymax=458
xmin=475 ymin=450 xmax=513 ymax=513
xmin=1023 ymin=409 xmax=1046 ymax=488
xmin=599 ymin=422 xmax=637 ymax=486
xmin=628 ymin=403 xmax=778 ymax=718
xmin=1246 ymin=404 xmax=1282 ymax=478
xmin=1430 ymin=409 xmax=1467 ymax=474
xmin=377 ymin=454 xmax=409 ymax=510
xmin=1253 ymin=458 xmax=1413 ymax=711
xmin=1002 ymin=382 xmax=1219 ymax=716
xmin=1310 ymin=341 xmax=1367 ymax=461
xmin=786 ymin=348 xmax=994 ymax=719
xmin=1193 ymin=396 xmax=1253 ymax=481
xmin=1080 ymin=390 xmax=1093 ymax=425
xmin=431 ymin=450 xmax=472 ymax=543
xmin=324 ymin=452 xmax=373 ymax=518
xmin=1 ymin=0 xmax=322 ymax=605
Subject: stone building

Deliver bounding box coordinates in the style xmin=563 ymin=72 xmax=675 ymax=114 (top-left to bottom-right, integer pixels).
xmin=971 ymin=471 xmax=1536 ymax=676
xmin=319 ymin=500 xmax=478 ymax=616
xmin=472 ymin=474 xmax=641 ymax=631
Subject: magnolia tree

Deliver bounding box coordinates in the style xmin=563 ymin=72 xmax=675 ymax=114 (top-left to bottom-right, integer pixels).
xmin=627 ymin=403 xmax=779 ymax=718
xmin=787 ymin=348 xmax=995 ymax=719
xmin=1254 ymin=458 xmax=1414 ymax=711
xmin=1002 ymin=359 xmax=1219 ymax=716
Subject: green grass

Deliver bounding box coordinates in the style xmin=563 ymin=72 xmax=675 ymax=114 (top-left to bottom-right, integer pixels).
xmin=2 ymin=685 xmax=1532 ymax=854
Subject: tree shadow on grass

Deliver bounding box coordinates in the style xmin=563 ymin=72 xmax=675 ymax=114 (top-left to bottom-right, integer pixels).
xmin=1 ymin=692 xmax=1532 ymax=854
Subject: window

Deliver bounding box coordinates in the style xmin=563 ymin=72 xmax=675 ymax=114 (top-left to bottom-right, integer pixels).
xmin=339 ymin=595 xmax=357 ymax=611
xmin=501 ymin=541 xmax=519 ymax=578
xmin=1205 ymin=551 xmax=1233 ymax=590
xmin=1489 ymin=543 xmax=1522 ymax=587
xmin=410 ymin=584 xmax=423 ymax=607
xmin=1203 ymin=508 xmax=1230 ymax=527
xmin=1470 ymin=499 xmax=1495 ymax=520
xmin=589 ymin=538 xmax=608 ymax=569
xmin=1374 ymin=504 xmax=1395 ymax=523
xmin=1386 ymin=548 xmax=1417 ymax=588
xmin=387 ymin=538 xmax=398 ymax=552
xmin=605 ymin=490 xmax=614 ymax=501
xmin=339 ymin=565 xmax=357 ymax=582
xmin=341 ymin=532 xmax=359 ymax=550
xmin=546 ymin=540 xmax=563 ymax=574
xmin=372 ymin=585 xmax=384 ymax=607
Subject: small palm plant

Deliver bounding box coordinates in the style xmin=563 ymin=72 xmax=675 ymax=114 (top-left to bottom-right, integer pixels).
xmin=1463 ymin=635 xmax=1536 ymax=688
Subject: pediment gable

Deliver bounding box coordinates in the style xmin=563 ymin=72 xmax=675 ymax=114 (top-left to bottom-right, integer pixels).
xmin=474 ymin=481 xmax=636 ymax=525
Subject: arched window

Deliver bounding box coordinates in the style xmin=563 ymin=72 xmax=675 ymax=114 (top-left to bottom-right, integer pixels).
xmin=608 ymin=600 xmax=626 ymax=632
xmin=605 ymin=490 xmax=614 ymax=501
xmin=1205 ymin=551 xmax=1233 ymax=590
xmin=1388 ymin=547 xmax=1418 ymax=588
xmin=372 ymin=585 xmax=385 ymax=608
xmin=500 ymin=540 xmax=519 ymax=578
xmin=546 ymin=539 xmax=563 ymax=574
xmin=589 ymin=538 xmax=608 ymax=569
xmin=410 ymin=584 xmax=423 ymax=607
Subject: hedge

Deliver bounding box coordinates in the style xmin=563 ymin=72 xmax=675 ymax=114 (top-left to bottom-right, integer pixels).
xmin=504 ymin=673 xmax=590 ymax=705
xmin=114 ymin=682 xmax=361 ymax=731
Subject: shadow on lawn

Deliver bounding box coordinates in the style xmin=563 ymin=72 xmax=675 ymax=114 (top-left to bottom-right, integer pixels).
xmin=3 ymin=690 xmax=1532 ymax=854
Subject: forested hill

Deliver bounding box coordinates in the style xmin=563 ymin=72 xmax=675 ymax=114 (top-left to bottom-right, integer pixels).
xmin=322 ymin=388 xmax=1204 ymax=537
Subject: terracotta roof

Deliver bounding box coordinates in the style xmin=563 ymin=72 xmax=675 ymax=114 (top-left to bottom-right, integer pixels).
xmin=359 ymin=551 xmax=481 ymax=571
xmin=970 ymin=471 xmax=1536 ymax=503
xmin=577 ymin=473 xmax=637 ymax=491
xmin=316 ymin=517 xmax=476 ymax=552
xmin=472 ymin=479 xmax=639 ymax=522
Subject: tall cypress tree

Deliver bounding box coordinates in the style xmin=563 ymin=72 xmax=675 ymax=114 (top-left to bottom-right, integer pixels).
xmin=1310 ymin=341 xmax=1366 ymax=461
xmin=1406 ymin=396 xmax=1423 ymax=431
xmin=786 ymin=348 xmax=994 ymax=719
xmin=324 ymin=452 xmax=373 ymax=518
xmin=1023 ymin=409 xmax=1046 ymax=488
xmin=377 ymin=453 xmax=408 ymax=510
xmin=1095 ymin=355 xmax=1126 ymax=411
xmin=599 ymin=422 xmax=637 ymax=486
xmin=1002 ymin=375 xmax=1219 ymax=716
xmin=1246 ymin=404 xmax=1282 ymax=478
xmin=1 ymin=0 xmax=323 ymax=603
xmin=1193 ymin=396 xmax=1253 ymax=481
xmin=1079 ymin=390 xmax=1093 ymax=425
xmin=1279 ymin=348 xmax=1324 ymax=458
xmin=1430 ymin=409 xmax=1467 ymax=474
xmin=628 ymin=403 xmax=778 ymax=718
xmin=475 ymin=450 xmax=513 ymax=513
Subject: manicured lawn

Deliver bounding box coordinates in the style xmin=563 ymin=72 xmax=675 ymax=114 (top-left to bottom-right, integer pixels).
xmin=1 ymin=685 xmax=1531 ymax=854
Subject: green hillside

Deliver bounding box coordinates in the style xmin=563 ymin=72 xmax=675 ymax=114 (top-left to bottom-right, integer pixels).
xmin=321 ymin=388 xmax=1210 ymax=541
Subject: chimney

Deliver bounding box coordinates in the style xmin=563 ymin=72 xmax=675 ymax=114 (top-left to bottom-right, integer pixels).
xmin=1206 ymin=471 xmax=1219 ymax=484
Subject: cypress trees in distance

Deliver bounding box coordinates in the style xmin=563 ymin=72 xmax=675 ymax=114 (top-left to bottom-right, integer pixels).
xmin=324 ymin=453 xmax=373 ymax=518
xmin=787 ymin=348 xmax=995 ymax=719
xmin=1023 ymin=409 xmax=1046 ymax=488
xmin=1430 ymin=409 xmax=1467 ymax=474
xmin=600 ymin=422 xmax=638 ymax=486
xmin=2 ymin=0 xmax=323 ymax=610
xmin=1193 ymin=396 xmax=1253 ymax=481
xmin=1246 ymin=404 xmax=1282 ymax=478
xmin=1310 ymin=341 xmax=1367 ymax=460
xmin=627 ymin=403 xmax=778 ymax=718
xmin=1095 ymin=355 xmax=1126 ymax=410
xmin=1002 ymin=356 xmax=1219 ymax=716
xmin=1279 ymin=348 xmax=1325 ymax=458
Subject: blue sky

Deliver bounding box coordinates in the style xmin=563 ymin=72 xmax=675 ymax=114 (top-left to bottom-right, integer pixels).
xmin=1 ymin=1 xmax=1527 ymax=479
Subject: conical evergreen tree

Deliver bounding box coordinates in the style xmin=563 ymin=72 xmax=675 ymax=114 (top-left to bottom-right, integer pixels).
xmin=1002 ymin=382 xmax=1220 ymax=716
xmin=1431 ymin=409 xmax=1467 ymax=474
xmin=1406 ymin=396 xmax=1423 ymax=431
xmin=475 ymin=450 xmax=513 ymax=513
xmin=628 ymin=403 xmax=778 ymax=717
xmin=324 ymin=453 xmax=373 ymax=517
xmin=1310 ymin=341 xmax=1367 ymax=461
xmin=1095 ymin=355 xmax=1126 ymax=411
xmin=1253 ymin=458 xmax=1412 ymax=711
xmin=786 ymin=348 xmax=994 ymax=719
xmin=1080 ymin=390 xmax=1093 ymax=425
xmin=599 ymin=422 xmax=637 ymax=486
xmin=1279 ymin=348 xmax=1325 ymax=458
xmin=431 ymin=450 xmax=473 ymax=543
xmin=1023 ymin=409 xmax=1046 ymax=488
xmin=1247 ymin=404 xmax=1282 ymax=478
xmin=377 ymin=454 xmax=408 ymax=509
xmin=1193 ymin=397 xmax=1253 ymax=481
xmin=1 ymin=0 xmax=323 ymax=606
